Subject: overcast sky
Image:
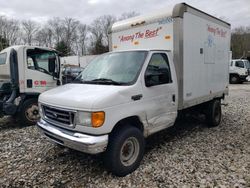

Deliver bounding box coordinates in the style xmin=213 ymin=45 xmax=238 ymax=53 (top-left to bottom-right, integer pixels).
xmin=0 ymin=0 xmax=249 ymax=28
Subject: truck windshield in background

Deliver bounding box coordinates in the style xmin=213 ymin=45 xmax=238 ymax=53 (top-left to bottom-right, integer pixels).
xmin=245 ymin=60 xmax=250 ymax=69
xmin=0 ymin=53 xmax=7 ymax=65
xmin=76 ymin=51 xmax=148 ymax=85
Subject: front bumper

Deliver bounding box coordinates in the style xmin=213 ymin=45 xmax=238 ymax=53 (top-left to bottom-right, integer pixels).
xmin=239 ymin=75 xmax=248 ymax=81
xmin=37 ymin=119 xmax=108 ymax=154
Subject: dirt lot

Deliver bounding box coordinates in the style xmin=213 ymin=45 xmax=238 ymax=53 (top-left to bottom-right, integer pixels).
xmin=0 ymin=84 xmax=250 ymax=187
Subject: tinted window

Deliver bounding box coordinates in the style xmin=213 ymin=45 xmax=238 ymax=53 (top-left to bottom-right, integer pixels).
xmin=235 ymin=61 xmax=245 ymax=68
xmin=145 ymin=53 xmax=172 ymax=86
xmin=0 ymin=53 xmax=7 ymax=65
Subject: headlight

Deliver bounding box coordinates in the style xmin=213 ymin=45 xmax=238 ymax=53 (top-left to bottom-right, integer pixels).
xmin=76 ymin=111 xmax=105 ymax=128
xmin=76 ymin=111 xmax=92 ymax=126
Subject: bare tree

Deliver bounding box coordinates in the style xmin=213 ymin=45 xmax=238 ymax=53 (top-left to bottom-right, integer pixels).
xmin=231 ymin=26 xmax=250 ymax=58
xmin=119 ymin=11 xmax=140 ymax=21
xmin=35 ymin=26 xmax=53 ymax=47
xmin=77 ymin=24 xmax=88 ymax=55
xmin=89 ymin=15 xmax=116 ymax=54
xmin=22 ymin=20 xmax=39 ymax=45
xmin=62 ymin=18 xmax=80 ymax=54
xmin=0 ymin=16 xmax=20 ymax=45
xmin=48 ymin=17 xmax=64 ymax=45
xmin=0 ymin=11 xmax=156 ymax=54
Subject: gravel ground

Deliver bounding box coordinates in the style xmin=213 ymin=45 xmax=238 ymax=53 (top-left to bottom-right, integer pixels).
xmin=0 ymin=84 xmax=250 ymax=187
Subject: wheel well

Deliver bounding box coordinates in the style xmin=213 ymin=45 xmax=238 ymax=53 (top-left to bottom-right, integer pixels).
xmin=21 ymin=93 xmax=39 ymax=101
xmin=230 ymin=73 xmax=239 ymax=77
xmin=112 ymin=116 xmax=144 ymax=134
xmin=17 ymin=94 xmax=39 ymax=111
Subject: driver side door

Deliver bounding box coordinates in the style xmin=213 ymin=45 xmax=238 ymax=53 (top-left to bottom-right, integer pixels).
xmin=141 ymin=52 xmax=177 ymax=135
xmin=24 ymin=48 xmax=58 ymax=94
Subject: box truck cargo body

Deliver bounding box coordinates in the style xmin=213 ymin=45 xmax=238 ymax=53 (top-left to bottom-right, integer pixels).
xmin=37 ymin=3 xmax=231 ymax=176
xmin=110 ymin=4 xmax=230 ymax=110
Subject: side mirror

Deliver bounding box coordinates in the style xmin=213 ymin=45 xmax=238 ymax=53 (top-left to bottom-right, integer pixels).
xmin=145 ymin=74 xmax=155 ymax=87
xmin=48 ymin=57 xmax=56 ymax=73
xmin=145 ymin=72 xmax=170 ymax=87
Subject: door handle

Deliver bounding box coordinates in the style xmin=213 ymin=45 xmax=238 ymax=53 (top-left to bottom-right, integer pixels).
xmin=131 ymin=94 xmax=143 ymax=101
xmin=172 ymin=94 xmax=175 ymax=102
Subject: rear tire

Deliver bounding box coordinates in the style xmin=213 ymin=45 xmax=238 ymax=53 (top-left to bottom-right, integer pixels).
xmin=19 ymin=98 xmax=40 ymax=126
xmin=104 ymin=125 xmax=145 ymax=177
xmin=206 ymin=100 xmax=221 ymax=127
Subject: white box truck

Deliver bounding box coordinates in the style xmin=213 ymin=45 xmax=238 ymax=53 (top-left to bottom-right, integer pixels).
xmin=37 ymin=3 xmax=231 ymax=176
xmin=0 ymin=45 xmax=61 ymax=125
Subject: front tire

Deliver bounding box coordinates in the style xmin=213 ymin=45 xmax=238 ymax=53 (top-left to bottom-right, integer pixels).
xmin=206 ymin=99 xmax=221 ymax=127
xmin=230 ymin=74 xmax=239 ymax=84
xmin=19 ymin=98 xmax=40 ymax=126
xmin=104 ymin=125 xmax=145 ymax=177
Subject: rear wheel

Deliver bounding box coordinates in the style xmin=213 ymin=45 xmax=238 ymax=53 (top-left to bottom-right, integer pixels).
xmin=19 ymin=98 xmax=40 ymax=126
xmin=206 ymin=99 xmax=221 ymax=127
xmin=104 ymin=125 xmax=145 ymax=177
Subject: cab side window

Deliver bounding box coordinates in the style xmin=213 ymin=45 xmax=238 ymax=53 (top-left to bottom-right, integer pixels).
xmin=27 ymin=49 xmax=57 ymax=75
xmin=145 ymin=53 xmax=172 ymax=87
xmin=235 ymin=61 xmax=244 ymax=68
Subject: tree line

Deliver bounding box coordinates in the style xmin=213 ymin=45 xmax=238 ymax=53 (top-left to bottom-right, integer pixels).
xmin=231 ymin=26 xmax=250 ymax=59
xmin=0 ymin=14 xmax=249 ymax=58
xmin=0 ymin=12 xmax=138 ymax=56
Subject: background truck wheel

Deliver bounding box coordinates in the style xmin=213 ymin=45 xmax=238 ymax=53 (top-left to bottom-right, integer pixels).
xmin=104 ymin=125 xmax=145 ymax=177
xmin=206 ymin=99 xmax=221 ymax=127
xmin=19 ymin=98 xmax=40 ymax=126
xmin=230 ymin=75 xmax=239 ymax=84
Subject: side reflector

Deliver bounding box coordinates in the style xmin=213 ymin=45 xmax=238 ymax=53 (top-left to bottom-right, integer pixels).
xmin=165 ymin=35 xmax=171 ymax=40
xmin=134 ymin=41 xmax=139 ymax=45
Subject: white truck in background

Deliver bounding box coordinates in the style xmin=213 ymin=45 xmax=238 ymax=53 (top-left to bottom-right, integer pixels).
xmin=37 ymin=3 xmax=231 ymax=176
xmin=0 ymin=46 xmax=61 ymax=125
xmin=229 ymin=59 xmax=250 ymax=84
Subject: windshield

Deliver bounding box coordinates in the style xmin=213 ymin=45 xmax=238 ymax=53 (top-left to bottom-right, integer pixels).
xmin=244 ymin=60 xmax=250 ymax=69
xmin=76 ymin=51 xmax=148 ymax=85
xmin=0 ymin=53 xmax=7 ymax=65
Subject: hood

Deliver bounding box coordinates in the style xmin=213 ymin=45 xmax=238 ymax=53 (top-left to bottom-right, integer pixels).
xmin=39 ymin=83 xmax=140 ymax=110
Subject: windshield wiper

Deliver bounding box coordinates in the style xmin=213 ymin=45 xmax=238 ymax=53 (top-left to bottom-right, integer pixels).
xmin=89 ymin=78 xmax=125 ymax=85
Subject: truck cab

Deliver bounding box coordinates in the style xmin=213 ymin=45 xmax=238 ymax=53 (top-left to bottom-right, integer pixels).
xmin=38 ymin=49 xmax=178 ymax=175
xmin=0 ymin=45 xmax=60 ymax=125
xmin=229 ymin=59 xmax=250 ymax=84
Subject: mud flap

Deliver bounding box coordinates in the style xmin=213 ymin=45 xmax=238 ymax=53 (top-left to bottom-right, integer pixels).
xmin=3 ymin=103 xmax=17 ymax=115
xmin=0 ymin=101 xmax=3 ymax=117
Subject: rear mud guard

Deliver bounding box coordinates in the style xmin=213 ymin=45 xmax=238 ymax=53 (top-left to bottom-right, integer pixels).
xmin=0 ymin=101 xmax=3 ymax=117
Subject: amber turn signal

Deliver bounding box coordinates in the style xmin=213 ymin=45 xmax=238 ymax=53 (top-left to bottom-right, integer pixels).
xmin=91 ymin=112 xmax=105 ymax=128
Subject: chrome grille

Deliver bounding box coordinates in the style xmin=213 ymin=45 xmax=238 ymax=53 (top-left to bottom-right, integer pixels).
xmin=42 ymin=105 xmax=75 ymax=127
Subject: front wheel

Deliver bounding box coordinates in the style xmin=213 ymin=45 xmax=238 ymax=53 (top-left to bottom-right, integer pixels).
xmin=19 ymin=98 xmax=40 ymax=126
xmin=104 ymin=125 xmax=145 ymax=177
xmin=230 ymin=75 xmax=239 ymax=84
